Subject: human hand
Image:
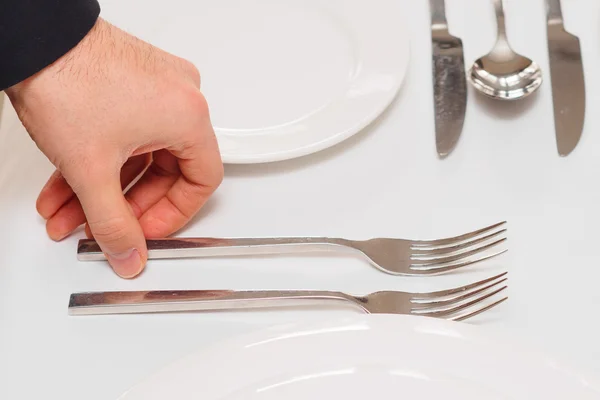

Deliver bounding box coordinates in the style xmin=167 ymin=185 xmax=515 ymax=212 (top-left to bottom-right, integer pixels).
xmin=5 ymin=18 xmax=223 ymax=278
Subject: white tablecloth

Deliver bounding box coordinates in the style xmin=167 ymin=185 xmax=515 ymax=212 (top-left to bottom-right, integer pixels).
xmin=2 ymin=0 xmax=600 ymax=398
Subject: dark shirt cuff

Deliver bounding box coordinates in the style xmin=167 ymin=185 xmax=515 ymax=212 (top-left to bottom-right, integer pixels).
xmin=0 ymin=0 xmax=101 ymax=91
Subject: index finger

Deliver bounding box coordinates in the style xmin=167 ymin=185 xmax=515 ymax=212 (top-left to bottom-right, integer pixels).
xmin=138 ymin=119 xmax=223 ymax=238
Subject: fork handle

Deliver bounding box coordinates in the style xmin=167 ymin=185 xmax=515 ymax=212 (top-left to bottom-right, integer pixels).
xmin=77 ymin=237 xmax=356 ymax=261
xmin=69 ymin=289 xmax=363 ymax=315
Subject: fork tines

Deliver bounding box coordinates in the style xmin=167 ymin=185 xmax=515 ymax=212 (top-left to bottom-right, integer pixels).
xmin=411 ymin=272 xmax=508 ymax=321
xmin=409 ymin=221 xmax=507 ymax=274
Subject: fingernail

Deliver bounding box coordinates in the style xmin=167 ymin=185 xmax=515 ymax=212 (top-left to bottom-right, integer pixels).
xmin=107 ymin=248 xmax=143 ymax=279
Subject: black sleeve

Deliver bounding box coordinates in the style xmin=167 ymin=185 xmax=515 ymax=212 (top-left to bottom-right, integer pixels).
xmin=0 ymin=0 xmax=101 ymax=91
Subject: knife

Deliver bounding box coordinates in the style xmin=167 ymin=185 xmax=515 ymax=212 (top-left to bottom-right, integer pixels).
xmin=546 ymin=0 xmax=585 ymax=156
xmin=429 ymin=0 xmax=467 ymax=158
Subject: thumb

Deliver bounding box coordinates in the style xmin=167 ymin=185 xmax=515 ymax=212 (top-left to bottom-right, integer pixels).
xmin=73 ymin=171 xmax=148 ymax=278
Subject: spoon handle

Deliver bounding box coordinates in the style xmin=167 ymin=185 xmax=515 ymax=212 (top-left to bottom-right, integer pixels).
xmin=546 ymin=0 xmax=563 ymax=24
xmin=493 ymin=0 xmax=507 ymax=39
xmin=429 ymin=0 xmax=448 ymax=28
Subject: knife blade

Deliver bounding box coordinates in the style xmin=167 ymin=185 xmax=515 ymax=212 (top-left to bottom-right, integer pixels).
xmin=546 ymin=0 xmax=585 ymax=156
xmin=429 ymin=0 xmax=467 ymax=158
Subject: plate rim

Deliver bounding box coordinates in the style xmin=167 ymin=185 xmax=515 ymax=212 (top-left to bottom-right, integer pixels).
xmin=118 ymin=315 xmax=600 ymax=399
xmin=212 ymin=0 xmax=411 ymax=164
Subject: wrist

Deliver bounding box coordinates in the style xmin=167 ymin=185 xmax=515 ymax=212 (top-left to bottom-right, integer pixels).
xmin=6 ymin=18 xmax=107 ymax=99
xmin=0 ymin=0 xmax=101 ymax=91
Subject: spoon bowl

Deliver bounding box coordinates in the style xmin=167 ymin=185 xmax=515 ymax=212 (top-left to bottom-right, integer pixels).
xmin=468 ymin=0 xmax=542 ymax=101
xmin=469 ymin=54 xmax=542 ymax=100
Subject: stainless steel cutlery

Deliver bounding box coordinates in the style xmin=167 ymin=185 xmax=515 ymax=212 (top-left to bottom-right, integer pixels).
xmin=69 ymin=272 xmax=508 ymax=321
xmin=546 ymin=0 xmax=586 ymax=156
xmin=78 ymin=222 xmax=507 ymax=276
xmin=429 ymin=0 xmax=467 ymax=159
xmin=73 ymin=222 xmax=508 ymax=319
xmin=71 ymin=0 xmax=551 ymax=321
xmin=469 ymin=0 xmax=542 ymax=100
xmin=430 ymin=0 xmax=586 ymax=156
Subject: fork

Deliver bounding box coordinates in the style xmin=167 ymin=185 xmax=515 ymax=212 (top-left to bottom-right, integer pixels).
xmin=77 ymin=222 xmax=507 ymax=276
xmin=69 ymin=272 xmax=508 ymax=321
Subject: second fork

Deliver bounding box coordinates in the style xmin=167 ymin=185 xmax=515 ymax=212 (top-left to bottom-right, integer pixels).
xmin=77 ymin=222 xmax=507 ymax=276
xmin=69 ymin=272 xmax=508 ymax=321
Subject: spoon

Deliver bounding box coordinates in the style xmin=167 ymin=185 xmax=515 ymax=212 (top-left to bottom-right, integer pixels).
xmin=468 ymin=0 xmax=542 ymax=100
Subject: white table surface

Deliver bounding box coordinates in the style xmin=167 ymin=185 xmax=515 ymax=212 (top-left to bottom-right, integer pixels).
xmin=2 ymin=0 xmax=600 ymax=398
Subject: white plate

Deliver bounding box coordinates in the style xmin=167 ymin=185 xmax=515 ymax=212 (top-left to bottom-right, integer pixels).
xmin=100 ymin=0 xmax=410 ymax=163
xmin=118 ymin=315 xmax=600 ymax=399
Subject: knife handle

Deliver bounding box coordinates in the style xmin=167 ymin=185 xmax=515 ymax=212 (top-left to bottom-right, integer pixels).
xmin=429 ymin=0 xmax=448 ymax=28
xmin=546 ymin=0 xmax=563 ymax=24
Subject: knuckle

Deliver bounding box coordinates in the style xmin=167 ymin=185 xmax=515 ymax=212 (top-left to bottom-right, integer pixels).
xmin=183 ymin=60 xmax=201 ymax=86
xmin=88 ymin=216 xmax=130 ymax=245
xmin=186 ymin=89 xmax=210 ymax=117
xmin=192 ymin=168 xmax=223 ymax=196
xmin=170 ymin=88 xmax=211 ymax=138
xmin=177 ymin=180 xmax=203 ymax=202
xmin=167 ymin=84 xmax=210 ymax=123
xmin=208 ymin=162 xmax=224 ymax=189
